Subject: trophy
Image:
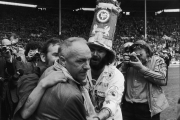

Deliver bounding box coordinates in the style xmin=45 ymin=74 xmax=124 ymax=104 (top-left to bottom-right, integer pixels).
xmin=89 ymin=0 xmax=122 ymax=50
xmin=86 ymin=0 xmax=122 ymax=119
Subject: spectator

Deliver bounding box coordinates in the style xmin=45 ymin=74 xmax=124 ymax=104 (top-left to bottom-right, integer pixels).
xmin=25 ymin=37 xmax=91 ymax=120
xmin=119 ymin=40 xmax=169 ymax=120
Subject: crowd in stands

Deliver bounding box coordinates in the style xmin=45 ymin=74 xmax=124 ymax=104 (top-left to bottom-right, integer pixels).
xmin=0 ymin=8 xmax=179 ymax=60
xmin=0 ymin=7 xmax=179 ymax=120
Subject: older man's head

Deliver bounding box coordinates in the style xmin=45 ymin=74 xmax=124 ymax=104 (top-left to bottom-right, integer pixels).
xmin=58 ymin=37 xmax=91 ymax=84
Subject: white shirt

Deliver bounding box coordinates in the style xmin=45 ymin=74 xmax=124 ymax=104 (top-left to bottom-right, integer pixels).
xmin=86 ymin=65 xmax=125 ymax=120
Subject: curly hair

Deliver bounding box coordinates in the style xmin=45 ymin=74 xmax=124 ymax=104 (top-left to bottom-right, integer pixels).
xmin=24 ymin=42 xmax=41 ymax=56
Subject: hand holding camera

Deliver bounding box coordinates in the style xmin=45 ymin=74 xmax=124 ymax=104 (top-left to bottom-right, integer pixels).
xmin=122 ymin=52 xmax=144 ymax=70
xmin=129 ymin=52 xmax=144 ymax=70
xmin=0 ymin=46 xmax=13 ymax=63
xmin=123 ymin=53 xmax=131 ymax=62
xmin=26 ymin=52 xmax=40 ymax=62
xmin=129 ymin=52 xmax=139 ymax=62
xmin=123 ymin=52 xmax=139 ymax=62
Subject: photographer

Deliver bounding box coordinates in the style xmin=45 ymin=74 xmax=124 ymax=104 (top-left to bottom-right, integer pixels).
xmin=119 ymin=40 xmax=169 ymax=120
xmin=0 ymin=39 xmax=21 ymax=120
xmin=20 ymin=41 xmax=42 ymax=74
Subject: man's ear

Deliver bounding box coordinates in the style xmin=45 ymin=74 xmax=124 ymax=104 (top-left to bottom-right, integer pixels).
xmin=40 ymin=53 xmax=46 ymax=63
xmin=59 ymin=56 xmax=66 ymax=67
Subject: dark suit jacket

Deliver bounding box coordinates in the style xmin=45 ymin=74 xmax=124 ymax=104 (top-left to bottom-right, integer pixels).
xmin=0 ymin=56 xmax=18 ymax=119
xmin=30 ymin=81 xmax=86 ymax=120
xmin=13 ymin=64 xmax=47 ymax=120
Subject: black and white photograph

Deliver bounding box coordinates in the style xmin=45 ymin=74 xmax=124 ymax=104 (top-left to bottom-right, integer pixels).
xmin=0 ymin=0 xmax=179 ymax=120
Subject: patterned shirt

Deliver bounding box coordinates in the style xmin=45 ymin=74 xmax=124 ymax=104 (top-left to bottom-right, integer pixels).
xmin=86 ymin=65 xmax=124 ymax=120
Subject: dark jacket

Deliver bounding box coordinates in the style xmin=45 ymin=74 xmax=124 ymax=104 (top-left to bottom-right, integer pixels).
xmin=120 ymin=55 xmax=169 ymax=116
xmin=0 ymin=56 xmax=18 ymax=120
xmin=13 ymin=64 xmax=47 ymax=120
xmin=28 ymin=64 xmax=87 ymax=120
xmin=31 ymin=82 xmax=86 ymax=120
xmin=13 ymin=73 xmax=39 ymax=120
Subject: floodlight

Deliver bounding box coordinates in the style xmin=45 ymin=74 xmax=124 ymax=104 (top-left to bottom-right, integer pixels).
xmin=82 ymin=8 xmax=95 ymax=11
xmin=164 ymin=9 xmax=180 ymax=12
xmin=0 ymin=1 xmax=37 ymax=8
xmin=126 ymin=12 xmax=130 ymax=15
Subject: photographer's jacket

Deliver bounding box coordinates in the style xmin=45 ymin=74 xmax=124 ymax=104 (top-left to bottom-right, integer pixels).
xmin=0 ymin=56 xmax=19 ymax=119
xmin=86 ymin=65 xmax=125 ymax=120
xmin=120 ymin=55 xmax=169 ymax=116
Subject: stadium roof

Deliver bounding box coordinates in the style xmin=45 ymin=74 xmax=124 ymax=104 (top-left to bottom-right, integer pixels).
xmin=1 ymin=0 xmax=180 ymax=12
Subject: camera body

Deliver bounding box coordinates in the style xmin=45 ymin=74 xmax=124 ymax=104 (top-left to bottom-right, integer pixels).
xmin=130 ymin=55 xmax=138 ymax=62
xmin=0 ymin=46 xmax=12 ymax=54
xmin=123 ymin=52 xmax=140 ymax=62
xmin=26 ymin=52 xmax=40 ymax=62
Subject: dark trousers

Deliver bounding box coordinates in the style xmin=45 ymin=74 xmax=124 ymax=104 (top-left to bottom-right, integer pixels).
xmin=121 ymin=100 xmax=160 ymax=120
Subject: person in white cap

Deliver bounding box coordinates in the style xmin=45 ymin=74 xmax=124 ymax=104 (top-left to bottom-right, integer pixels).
xmin=0 ymin=39 xmax=20 ymax=120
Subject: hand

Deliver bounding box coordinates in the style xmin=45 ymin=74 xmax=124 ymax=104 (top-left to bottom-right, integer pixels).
xmin=11 ymin=47 xmax=17 ymax=55
xmin=129 ymin=54 xmax=144 ymax=70
xmin=123 ymin=53 xmax=130 ymax=62
xmin=5 ymin=50 xmax=13 ymax=63
xmin=39 ymin=71 xmax=67 ymax=89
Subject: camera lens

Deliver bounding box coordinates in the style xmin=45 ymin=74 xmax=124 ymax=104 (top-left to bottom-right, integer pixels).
xmin=2 ymin=47 xmax=7 ymax=52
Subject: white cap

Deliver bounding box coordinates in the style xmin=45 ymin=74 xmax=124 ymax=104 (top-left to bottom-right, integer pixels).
xmin=1 ymin=39 xmax=11 ymax=46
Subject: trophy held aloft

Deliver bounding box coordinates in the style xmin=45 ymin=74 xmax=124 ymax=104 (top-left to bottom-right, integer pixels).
xmin=86 ymin=0 xmax=122 ymax=118
xmin=88 ymin=0 xmax=122 ymax=54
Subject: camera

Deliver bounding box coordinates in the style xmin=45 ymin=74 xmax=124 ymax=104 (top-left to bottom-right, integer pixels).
xmin=26 ymin=52 xmax=40 ymax=62
xmin=130 ymin=55 xmax=138 ymax=62
xmin=0 ymin=46 xmax=12 ymax=54
xmin=123 ymin=52 xmax=140 ymax=62
xmin=124 ymin=46 xmax=133 ymax=53
xmin=130 ymin=52 xmax=140 ymax=62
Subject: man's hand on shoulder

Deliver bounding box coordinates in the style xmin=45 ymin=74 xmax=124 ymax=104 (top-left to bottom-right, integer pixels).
xmin=39 ymin=71 xmax=67 ymax=89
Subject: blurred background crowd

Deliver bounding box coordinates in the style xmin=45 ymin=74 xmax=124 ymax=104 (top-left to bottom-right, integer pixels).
xmin=0 ymin=8 xmax=180 ymax=62
xmin=0 ymin=3 xmax=179 ymax=120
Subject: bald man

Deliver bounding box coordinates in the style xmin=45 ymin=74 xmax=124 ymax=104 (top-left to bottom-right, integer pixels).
xmin=27 ymin=37 xmax=92 ymax=120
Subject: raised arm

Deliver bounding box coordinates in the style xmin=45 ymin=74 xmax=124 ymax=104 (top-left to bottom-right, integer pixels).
xmin=139 ymin=57 xmax=167 ymax=86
